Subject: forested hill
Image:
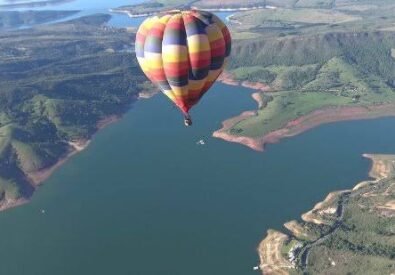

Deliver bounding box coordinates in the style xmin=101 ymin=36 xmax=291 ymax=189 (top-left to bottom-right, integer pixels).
xmin=221 ymin=0 xmax=395 ymax=139
xmin=0 ymin=14 xmax=147 ymax=207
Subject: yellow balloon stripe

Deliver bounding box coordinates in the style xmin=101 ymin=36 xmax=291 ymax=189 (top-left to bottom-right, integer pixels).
xmin=162 ymin=46 xmax=189 ymax=62
xmin=186 ymin=35 xmax=211 ymax=53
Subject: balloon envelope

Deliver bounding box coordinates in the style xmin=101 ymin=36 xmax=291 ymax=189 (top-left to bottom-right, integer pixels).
xmin=135 ymin=10 xmax=231 ymax=115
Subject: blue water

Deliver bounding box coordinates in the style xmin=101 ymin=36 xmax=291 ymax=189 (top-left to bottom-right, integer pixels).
xmin=0 ymin=0 xmax=145 ymax=28
xmin=0 ymin=0 xmax=143 ymax=10
xmin=0 ymin=83 xmax=394 ymax=275
xmin=0 ymin=0 xmax=235 ymax=28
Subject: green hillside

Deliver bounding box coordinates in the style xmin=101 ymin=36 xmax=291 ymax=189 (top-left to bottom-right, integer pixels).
xmin=224 ymin=0 xmax=395 ymax=138
xmin=0 ymin=14 xmax=147 ymax=206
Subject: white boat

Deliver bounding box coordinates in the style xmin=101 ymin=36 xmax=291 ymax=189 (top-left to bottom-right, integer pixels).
xmin=196 ymin=139 xmax=206 ymax=145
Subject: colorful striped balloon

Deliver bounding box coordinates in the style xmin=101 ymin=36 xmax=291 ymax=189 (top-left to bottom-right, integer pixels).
xmin=135 ymin=9 xmax=231 ymax=125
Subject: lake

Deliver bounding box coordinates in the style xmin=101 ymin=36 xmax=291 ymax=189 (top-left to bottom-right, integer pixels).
xmin=0 ymin=0 xmax=234 ymax=28
xmin=0 ymin=82 xmax=395 ymax=275
xmin=0 ymin=0 xmax=143 ymax=11
xmin=2 ymin=1 xmax=395 ymax=274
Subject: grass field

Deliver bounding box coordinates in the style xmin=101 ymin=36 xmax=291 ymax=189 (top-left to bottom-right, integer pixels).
xmin=230 ymin=91 xmax=354 ymax=137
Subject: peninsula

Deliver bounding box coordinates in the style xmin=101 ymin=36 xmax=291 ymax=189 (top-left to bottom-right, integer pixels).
xmin=214 ymin=0 xmax=395 ymax=151
xmin=257 ymin=154 xmax=395 ymax=274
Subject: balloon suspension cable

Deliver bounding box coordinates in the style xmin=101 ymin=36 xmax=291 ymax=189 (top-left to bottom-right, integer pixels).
xmin=184 ymin=113 xmax=192 ymax=127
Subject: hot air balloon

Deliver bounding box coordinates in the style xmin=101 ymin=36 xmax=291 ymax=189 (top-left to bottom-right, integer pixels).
xmin=135 ymin=9 xmax=231 ymax=126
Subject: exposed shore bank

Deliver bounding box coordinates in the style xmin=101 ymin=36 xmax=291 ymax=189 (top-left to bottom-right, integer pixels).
xmin=214 ymin=101 xmax=395 ymax=151
xmin=215 ymin=73 xmax=395 ymax=152
xmin=0 ymin=112 xmax=128 ymax=212
xmin=218 ymin=72 xmax=272 ymax=92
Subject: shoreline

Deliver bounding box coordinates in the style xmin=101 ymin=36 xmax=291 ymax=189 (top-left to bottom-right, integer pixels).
xmin=27 ymin=114 xmax=122 ymax=187
xmin=0 ymin=113 xmax=124 ymax=212
xmin=0 ymin=197 xmax=29 ymax=212
xmin=109 ymin=9 xmax=157 ymax=18
xmin=214 ymin=102 xmax=395 ymax=152
xmin=215 ymin=73 xmax=395 ymax=152
xmin=26 ymin=139 xmax=91 ymax=186
xmin=218 ymin=72 xmax=272 ymax=91
xmin=257 ymin=154 xmax=395 ymax=274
